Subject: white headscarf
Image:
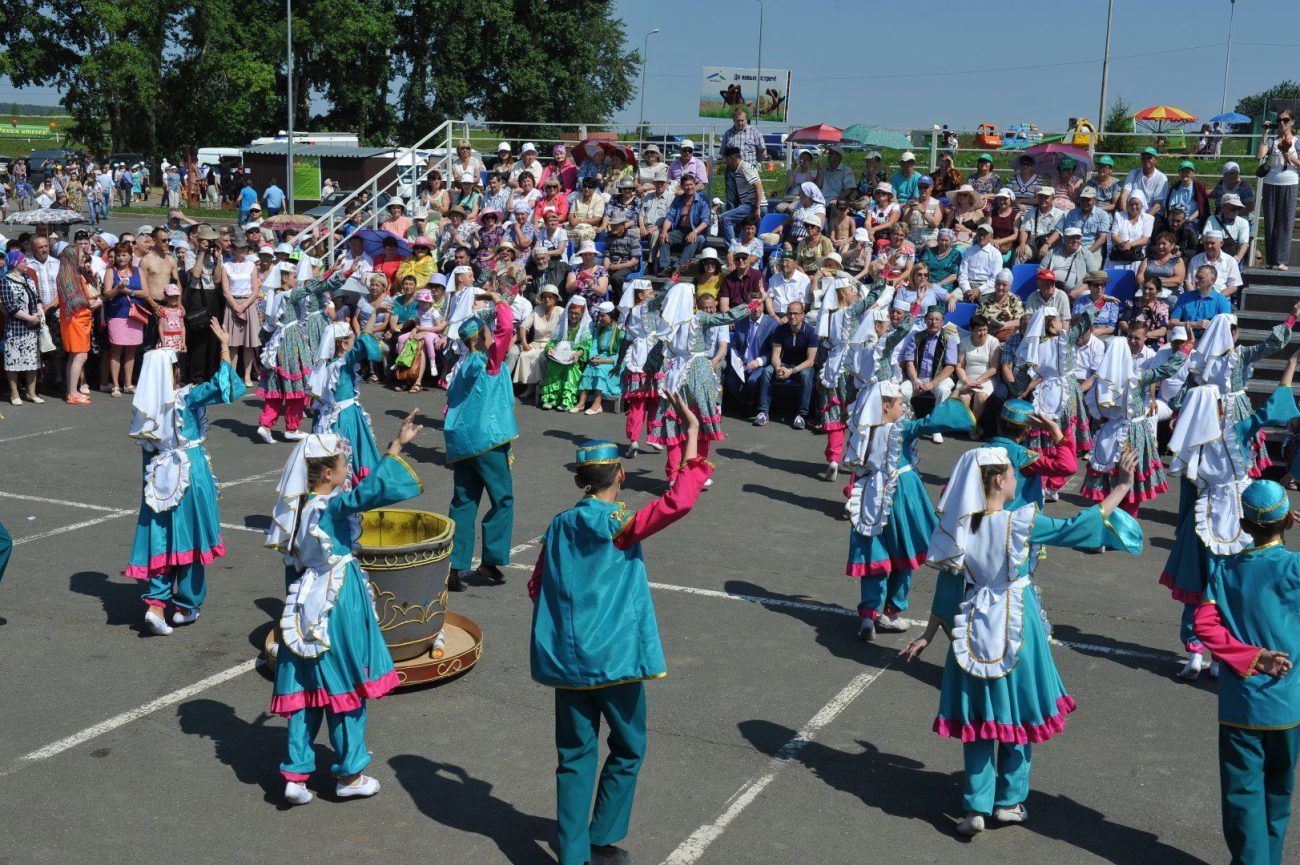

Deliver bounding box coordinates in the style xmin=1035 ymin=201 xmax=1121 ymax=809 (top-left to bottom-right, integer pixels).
xmin=445 ymin=283 xmax=478 ymax=342
xmin=618 ymin=278 xmax=652 ymax=316
xmin=1168 ymin=385 xmax=1230 ymax=481
xmin=1093 ymin=334 xmax=1134 ymax=411
xmin=927 ymin=446 xmax=1011 ymax=573
xmin=800 ymin=181 xmax=826 ymax=206
xmin=848 ymin=307 xmax=890 ymax=385
xmin=308 ymin=321 xmax=354 ymax=400
xmin=553 ymin=295 xmax=592 ymax=345
xmin=1188 ymin=313 xmax=1237 ymax=390
xmin=660 ymin=281 xmax=697 ymax=357
xmin=266 ymin=433 xmax=346 ymax=553
xmin=1167 ymin=384 xmax=1250 ymax=554
xmin=128 ymin=349 xmax=192 ymax=512
xmin=1016 ymin=308 xmax=1049 ymax=370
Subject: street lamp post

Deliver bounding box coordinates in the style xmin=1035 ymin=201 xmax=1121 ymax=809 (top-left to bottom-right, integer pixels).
xmin=286 ymin=0 xmax=294 ymax=214
xmin=1097 ymin=0 xmax=1114 ymax=138
xmin=1221 ymin=0 xmax=1237 ymax=114
xmin=637 ymin=28 xmax=659 ymax=141
xmin=754 ymin=0 xmax=764 ymax=131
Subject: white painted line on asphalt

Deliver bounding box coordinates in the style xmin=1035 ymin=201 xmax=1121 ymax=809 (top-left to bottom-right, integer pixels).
xmin=470 ymin=534 xmax=544 ymax=569
xmin=1 ymin=659 xmax=259 ymax=777
xmin=0 ymin=491 xmax=122 ymax=512
xmin=660 ymin=662 xmax=896 ymax=865
xmin=216 ymin=468 xmax=283 ymax=488
xmin=648 ymin=582 xmax=1175 ymax=663
xmin=0 ymin=426 xmax=74 ymax=444
xmin=12 ymin=511 xmax=137 ymax=546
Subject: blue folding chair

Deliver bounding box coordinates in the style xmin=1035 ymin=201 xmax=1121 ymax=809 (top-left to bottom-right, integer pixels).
xmin=1104 ymin=267 xmax=1138 ymax=303
xmin=479 ymin=170 xmax=491 ymax=189
xmin=593 ymin=241 xmax=606 ymax=256
xmin=758 ymin=212 xmax=788 ymax=262
xmin=1010 ymin=263 xmax=1040 ymax=300
xmin=944 ymin=302 xmax=977 ymax=330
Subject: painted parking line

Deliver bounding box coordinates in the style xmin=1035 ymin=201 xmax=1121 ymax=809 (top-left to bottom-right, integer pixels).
xmin=0 ymin=426 xmax=74 ymax=444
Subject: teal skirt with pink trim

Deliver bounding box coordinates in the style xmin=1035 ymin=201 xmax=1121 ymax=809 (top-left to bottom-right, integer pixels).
xmin=271 ymin=565 xmax=399 ymax=717
xmin=934 ymin=583 xmax=1076 ymax=744
xmin=126 ymin=444 xmax=226 ymax=579
xmin=846 ymin=470 xmax=935 ymax=577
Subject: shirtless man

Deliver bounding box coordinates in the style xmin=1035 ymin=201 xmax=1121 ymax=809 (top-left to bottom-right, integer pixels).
xmin=139 ymin=228 xmax=178 ymax=310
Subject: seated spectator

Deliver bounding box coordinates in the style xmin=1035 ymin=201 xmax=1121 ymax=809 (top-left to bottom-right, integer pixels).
xmin=1024 ymin=268 xmax=1072 ymax=319
xmin=539 ymin=296 xmax=591 ymax=410
xmin=902 ymin=175 xmax=944 ymax=248
xmin=1126 ymin=320 xmax=1156 ymax=366
xmin=1107 ymin=192 xmax=1154 ymax=271
xmin=473 ymin=211 xmax=506 ymax=271
xmin=603 ymin=211 xmax=640 ymax=295
xmin=655 ymin=174 xmax=710 ymax=275
xmin=818 ymin=143 xmax=856 ymax=202
xmin=1015 ymin=186 xmax=1067 ymax=265
xmin=571 ymin=300 xmax=623 ymax=415
xmin=1165 ymin=160 xmax=1208 ymax=228
xmin=976 ymin=269 xmax=1024 ymax=341
xmin=1061 ymin=186 xmax=1111 ymax=265
xmin=920 ymin=227 xmax=962 ymax=290
xmin=436 ymin=206 xmax=477 ymax=265
xmin=725 ymin=286 xmax=778 ymax=413
xmin=693 ymin=248 xmax=724 ymax=302
xmin=380 ymin=199 xmax=413 ymax=236
xmin=754 ymin=301 xmax=818 ymax=428
xmin=513 ymin=284 xmax=564 ymax=402
xmin=795 ymin=215 xmax=834 ymax=276
xmin=766 ymin=254 xmax=812 ymax=322
xmin=786 ymin=148 xmax=818 ymax=195
xmin=667 ymin=139 xmax=708 ymax=187
xmin=1202 ymin=193 xmax=1250 ymax=267
xmin=866 ymin=182 xmax=900 ymax=246
xmin=869 ymin=223 xmax=916 ymax=287
xmin=955 ymin=314 xmax=1002 ymax=432
xmin=856 ymin=151 xmax=886 ymax=203
xmin=1210 ymin=161 xmax=1255 ymax=221
xmin=1184 ymin=229 xmax=1242 ymax=298
xmin=995 ymin=313 xmax=1033 ymax=401
xmin=566 ymin=240 xmax=610 ymax=309
xmin=895 ymin=262 xmax=957 ymax=315
xmin=1135 ymin=231 xmax=1186 ymax=298
xmin=1007 ymin=154 xmax=1041 ymax=207
xmin=639 ymin=175 xmax=671 ymax=244
xmin=826 ymin=202 xmax=856 ymax=253
xmin=968 ymin=153 xmax=1000 ymax=198
xmin=569 ymin=177 xmax=608 ymax=244
xmin=931 ymin=151 xmax=963 ymax=200
xmin=1070 ymin=271 xmax=1120 ymax=338
xmin=726 ymin=219 xmax=764 ymax=272
xmin=1044 ymin=227 xmax=1093 ymax=297
xmin=901 ymin=307 xmax=959 ymax=438
xmin=526 ymin=245 xmax=569 ymax=299
xmin=842 ymin=227 xmax=873 ymax=281
xmin=603 ymin=178 xmax=642 ymax=237
xmin=338 ymin=234 xmax=374 ymax=275
xmin=1051 ymin=157 xmax=1083 ymax=211
xmin=1164 ymin=204 xmax=1200 ymax=256
xmin=451 ymin=173 xmax=482 ymax=221
xmin=889 ymin=151 xmax=921 ymax=204
xmin=533 ymin=176 xmax=570 ymax=222
xmin=395 ymin=286 xmax=447 ymax=393
xmin=637 ymin=146 xmax=668 ymax=193
xmin=946 ymin=185 xmax=985 ymax=247
xmin=720 ymin=245 xmax=764 ymax=312
xmin=489 ymin=241 xmax=527 ymax=297
xmin=699 ymin=293 xmax=731 ymax=380
xmin=372 ymin=235 xmax=406 ymax=287
xmin=397 ymin=235 xmax=438 ymax=287
xmin=507 ymin=200 xmax=537 ymax=256
xmin=784 ymin=182 xmax=827 ymax=243
xmin=957 ymin=223 xmax=1002 ymax=300
xmin=1120 ymin=147 xmax=1168 ymax=218
xmin=1118 ymin=276 xmax=1171 ymax=347
xmin=1170 ymin=263 xmax=1231 ymax=336
xmin=482 ymin=172 xmax=512 ymax=216
xmin=1087 ymin=154 xmax=1121 ymax=213
xmin=988 ymin=188 xmax=1021 ymax=261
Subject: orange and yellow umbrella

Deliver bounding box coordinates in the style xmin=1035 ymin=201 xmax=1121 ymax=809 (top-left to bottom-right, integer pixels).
xmin=1133 ymin=105 xmax=1198 ymax=123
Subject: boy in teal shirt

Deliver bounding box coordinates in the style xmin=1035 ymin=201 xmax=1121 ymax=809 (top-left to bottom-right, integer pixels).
xmin=529 ymin=394 xmax=712 ymax=865
xmin=1196 ymin=479 xmax=1300 ymax=865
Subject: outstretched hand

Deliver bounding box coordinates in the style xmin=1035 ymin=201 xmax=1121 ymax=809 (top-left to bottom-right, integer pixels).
xmin=900 ymin=636 xmax=928 ymax=662
xmin=395 ymin=409 xmax=423 ymax=447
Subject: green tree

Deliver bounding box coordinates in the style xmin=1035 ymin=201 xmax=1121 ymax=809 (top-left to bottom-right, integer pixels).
xmin=1102 ymin=94 xmax=1132 ymax=137
xmin=1235 ymin=80 xmax=1300 ymax=124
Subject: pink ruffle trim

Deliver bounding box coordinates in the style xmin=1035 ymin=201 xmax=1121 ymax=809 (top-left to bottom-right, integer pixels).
xmin=1159 ymin=571 xmax=1202 ymax=604
xmin=821 ymin=421 xmax=847 ymax=432
xmin=847 ymin=552 xmax=927 ymax=578
xmin=255 ymin=387 xmax=307 ymax=399
xmin=281 ymin=771 xmax=311 ymax=782
xmin=125 ymin=542 xmax=227 ymax=580
xmin=270 ymin=669 xmax=401 ymax=717
xmin=933 ymin=695 xmax=1077 ymax=744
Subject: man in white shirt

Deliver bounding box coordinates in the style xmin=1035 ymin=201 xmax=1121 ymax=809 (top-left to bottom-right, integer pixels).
xmin=817 ymin=144 xmax=856 ymax=202
xmin=1014 ymin=186 xmax=1067 ymax=264
xmin=1147 ymin=325 xmax=1190 ymax=426
xmin=1185 ymin=229 xmax=1243 ymax=297
xmin=509 ymin=143 xmax=544 ymax=188
xmin=957 ymin=224 xmax=1002 ymax=300
xmin=1120 ymin=147 xmax=1169 ymax=217
xmin=338 ymin=234 xmax=374 ymax=275
xmin=765 ymin=255 xmax=812 ymax=321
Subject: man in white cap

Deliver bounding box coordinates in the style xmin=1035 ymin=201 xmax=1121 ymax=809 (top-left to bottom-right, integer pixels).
xmin=1014 ymin=186 xmax=1067 ymax=265
xmin=889 ymin=151 xmax=920 ymax=204
xmin=1204 ymin=193 xmax=1251 ymax=266
xmin=668 ymin=139 xmax=708 ymax=187
xmin=510 ymin=143 xmax=543 ymax=188
xmin=818 ymin=143 xmax=855 ymax=202
xmin=1043 ymin=227 xmax=1093 ymax=296
xmin=957 ymin=224 xmax=1003 ymax=301
xmin=1145 ymin=325 xmax=1191 ymax=430
xmin=1185 ymin=229 xmax=1243 ymax=298
xmin=1061 ymin=185 xmax=1112 ymax=262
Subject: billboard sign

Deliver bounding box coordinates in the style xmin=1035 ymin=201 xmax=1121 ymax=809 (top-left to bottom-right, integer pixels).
xmin=699 ymin=67 xmax=791 ymax=122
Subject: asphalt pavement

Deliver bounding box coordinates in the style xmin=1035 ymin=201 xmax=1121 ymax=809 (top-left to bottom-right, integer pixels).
xmin=0 ymin=380 xmax=1283 ymax=865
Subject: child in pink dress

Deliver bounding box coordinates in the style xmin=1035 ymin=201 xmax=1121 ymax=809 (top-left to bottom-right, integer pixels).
xmin=159 ymin=284 xmax=187 ymax=353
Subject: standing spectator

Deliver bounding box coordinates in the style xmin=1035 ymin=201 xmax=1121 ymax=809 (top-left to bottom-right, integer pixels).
xmin=220 ymin=239 xmax=261 ymax=386
xmin=1120 ymin=147 xmax=1169 ymax=218
xmin=1256 ymin=109 xmax=1300 ymax=270
xmin=754 ymin=301 xmax=817 ymax=428
xmin=100 ymin=242 xmax=147 ymax=395
xmin=237 ymin=178 xmax=258 ymax=225
xmin=55 ymin=246 xmax=100 ymax=404
xmin=165 ymin=166 xmax=183 ymax=209
xmin=889 ymin=151 xmax=921 ymax=204
xmin=95 ymin=165 xmax=113 ymax=217
xmin=721 ymin=146 xmax=765 ymax=245
xmin=720 ymin=107 xmax=766 ymax=164
xmin=2 ymin=252 xmax=44 ymax=405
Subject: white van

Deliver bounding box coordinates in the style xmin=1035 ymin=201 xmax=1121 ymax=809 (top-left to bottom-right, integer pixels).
xmin=197 ymin=146 xmax=242 ymax=167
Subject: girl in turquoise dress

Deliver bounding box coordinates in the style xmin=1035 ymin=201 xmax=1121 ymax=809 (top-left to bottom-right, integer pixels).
xmin=902 ymin=445 xmax=1144 ymax=837
xmin=1160 ymin=351 xmax=1300 ymax=680
xmin=842 ymin=382 xmax=974 ymax=640
xmin=266 ymin=414 xmax=425 ymax=806
xmin=309 ymin=320 xmax=383 ymax=483
xmin=126 ymin=322 xmax=247 ymax=636
xmin=572 ymin=301 xmax=623 ymax=414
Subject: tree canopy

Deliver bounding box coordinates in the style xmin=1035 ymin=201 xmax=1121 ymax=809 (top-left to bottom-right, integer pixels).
xmin=1 ymin=0 xmax=638 ymax=155
xmin=1234 ymin=80 xmax=1300 ymax=123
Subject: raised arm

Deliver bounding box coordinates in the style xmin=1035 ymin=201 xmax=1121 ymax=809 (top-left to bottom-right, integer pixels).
xmin=614 ymin=393 xmax=712 ymax=548
xmin=486 ymin=298 xmax=515 ymax=374
xmin=1239 ymin=306 xmax=1298 ymax=366
xmin=1135 ymin=341 xmax=1192 ymax=388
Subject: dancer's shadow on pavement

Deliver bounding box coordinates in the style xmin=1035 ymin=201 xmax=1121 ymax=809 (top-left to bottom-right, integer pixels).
xmin=390 ymin=754 xmax=558 ymax=864
xmin=1050 ymin=623 xmax=1196 ymax=684
xmin=740 ymin=719 xmax=1210 ymax=862
xmin=69 ymin=570 xmax=150 ymax=635
xmin=176 ymin=698 xmax=290 ymax=808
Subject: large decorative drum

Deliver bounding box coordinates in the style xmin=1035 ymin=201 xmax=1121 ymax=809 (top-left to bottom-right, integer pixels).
xmin=356 ymin=508 xmax=455 ymax=661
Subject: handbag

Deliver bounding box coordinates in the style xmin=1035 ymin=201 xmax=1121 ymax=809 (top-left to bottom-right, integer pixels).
xmin=1108 ymin=244 xmax=1145 ymax=263
xmin=1256 ymin=161 xmax=1271 ymax=179
xmin=38 ymin=316 xmax=55 ymax=353
xmin=185 ymin=309 xmax=212 ymax=330
xmin=128 ymin=301 xmax=151 ymax=325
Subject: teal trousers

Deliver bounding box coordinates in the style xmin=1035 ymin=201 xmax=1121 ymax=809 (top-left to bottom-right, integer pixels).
xmin=1220 ymin=724 xmax=1300 ymax=865
xmin=962 ymin=740 xmax=1032 ymax=815
xmin=280 ymin=704 xmax=369 ymax=781
xmin=448 ymin=444 xmax=514 ymax=571
xmin=0 ymin=520 xmax=10 ymax=586
xmin=554 ymin=682 xmax=647 ymax=865
xmin=142 ymin=562 xmax=207 ymax=611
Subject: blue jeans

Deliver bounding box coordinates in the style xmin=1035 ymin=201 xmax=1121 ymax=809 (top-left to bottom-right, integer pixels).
xmin=757 ymin=365 xmax=814 ymax=417
xmin=720 ymin=203 xmax=756 ymax=245
xmin=657 ymin=228 xmax=701 ymax=273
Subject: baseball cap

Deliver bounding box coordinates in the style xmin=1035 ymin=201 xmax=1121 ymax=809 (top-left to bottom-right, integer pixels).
xmin=1078 ymin=186 xmax=1097 ymax=199
xmin=497 ymin=141 xmax=511 ymax=152
xmin=1140 ymin=146 xmax=1159 ymax=157
xmin=1221 ymin=193 xmax=1244 ymax=207
xmin=1179 ymin=160 xmax=1196 ymax=170
xmin=1062 ymin=226 xmax=1083 ymax=237
xmin=521 ymin=142 xmax=537 ymax=154
xmin=679 ymin=139 xmax=696 ymax=150
xmin=1037 ymin=268 xmax=1057 ymax=281
xmin=1096 ymin=155 xmax=1115 ymax=166
xmin=900 ymin=151 xmax=916 ymax=162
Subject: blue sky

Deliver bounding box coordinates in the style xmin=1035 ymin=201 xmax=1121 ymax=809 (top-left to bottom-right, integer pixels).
xmin=4 ymin=0 xmax=1297 ymax=135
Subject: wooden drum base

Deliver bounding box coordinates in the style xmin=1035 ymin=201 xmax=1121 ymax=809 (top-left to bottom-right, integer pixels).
xmin=259 ymin=612 xmax=483 ymax=688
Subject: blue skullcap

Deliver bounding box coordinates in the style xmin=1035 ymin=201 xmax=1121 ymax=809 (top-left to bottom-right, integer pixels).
xmin=1001 ymin=399 xmax=1035 ymax=424
xmin=575 ymin=439 xmax=621 ymax=466
xmin=460 ymin=316 xmax=485 ymax=340
xmin=1242 ymin=480 xmax=1291 ymax=525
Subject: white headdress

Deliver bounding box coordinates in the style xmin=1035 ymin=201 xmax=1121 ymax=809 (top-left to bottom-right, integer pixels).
xmin=927 ymin=446 xmax=1011 ymax=573
xmin=1167 ymin=384 xmax=1250 ymax=554
xmin=1188 ymin=313 xmax=1237 ymax=388
xmin=266 ymin=433 xmax=346 ymax=553
xmin=1016 ymin=308 xmax=1050 ymax=369
xmin=128 ymin=349 xmax=191 ymax=512
xmin=1093 ymin=334 xmax=1134 ymax=410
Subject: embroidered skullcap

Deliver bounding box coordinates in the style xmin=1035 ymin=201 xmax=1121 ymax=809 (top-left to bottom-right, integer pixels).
xmin=1242 ymin=480 xmax=1291 ymax=525
xmin=576 ymin=439 xmax=621 ymax=466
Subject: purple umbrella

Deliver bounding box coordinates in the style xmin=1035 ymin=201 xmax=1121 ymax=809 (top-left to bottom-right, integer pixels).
xmin=352 ymin=228 xmax=411 ymax=258
xmin=1023 ymin=142 xmax=1092 ymax=180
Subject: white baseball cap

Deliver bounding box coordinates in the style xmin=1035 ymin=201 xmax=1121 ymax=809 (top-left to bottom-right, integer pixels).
xmin=521 ymin=142 xmax=537 ymax=154
xmin=1170 ymin=326 xmax=1189 ymax=342
xmin=679 ymin=139 xmax=696 ymax=150
xmin=900 ymin=151 xmax=916 ymax=162
xmin=497 ymin=141 xmax=511 ymax=152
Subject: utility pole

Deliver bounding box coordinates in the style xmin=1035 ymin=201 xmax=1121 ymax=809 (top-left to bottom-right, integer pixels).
xmin=286 ymin=0 xmax=295 ymax=213
xmin=754 ymin=0 xmax=764 ymax=130
xmin=1221 ymin=0 xmax=1237 ymax=114
xmin=637 ymin=28 xmax=659 ymax=139
xmin=1097 ymin=0 xmax=1114 ymax=132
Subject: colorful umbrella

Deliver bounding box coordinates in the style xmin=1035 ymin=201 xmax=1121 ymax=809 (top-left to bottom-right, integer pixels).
xmin=352 ymin=228 xmax=411 ymax=258
xmin=259 ymin=213 xmax=314 ymax=232
xmin=4 ymin=207 xmax=87 ymax=226
xmin=1023 ymin=142 xmax=1092 ymax=175
xmin=786 ymin=124 xmax=843 ymax=144
xmin=1133 ymin=105 xmax=1197 ymax=134
xmin=841 ymin=124 xmax=912 ymax=150
xmin=573 ymin=138 xmax=638 ymax=168
xmin=1209 ymin=112 xmax=1251 ymax=125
